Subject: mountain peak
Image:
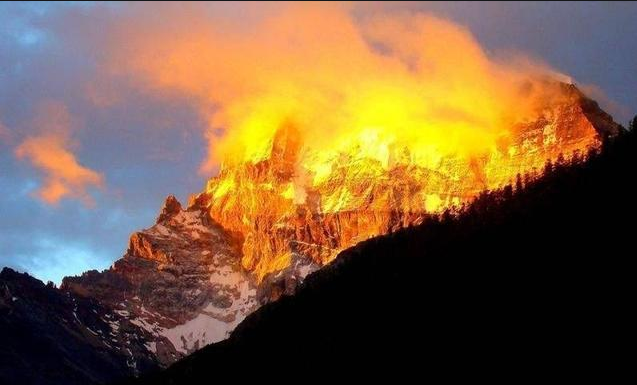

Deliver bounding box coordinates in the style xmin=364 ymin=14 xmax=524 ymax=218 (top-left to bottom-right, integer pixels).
xmin=203 ymin=82 xmax=621 ymax=283
xmin=0 ymin=267 xmax=34 ymax=283
xmin=156 ymin=195 xmax=183 ymax=224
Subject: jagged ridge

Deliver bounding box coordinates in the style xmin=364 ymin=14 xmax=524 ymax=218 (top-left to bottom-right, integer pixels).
xmin=202 ymin=82 xmax=621 ymax=281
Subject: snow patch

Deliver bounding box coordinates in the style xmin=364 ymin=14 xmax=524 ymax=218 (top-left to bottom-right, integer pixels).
xmin=209 ymin=266 xmax=244 ymax=286
xmin=114 ymin=309 xmax=129 ymax=317
xmin=297 ymin=263 xmax=317 ymax=279
xmin=130 ymin=315 xmax=163 ymax=335
xmin=108 ymin=320 xmax=120 ymax=332
xmin=161 ymin=313 xmax=232 ymax=354
xmin=145 ymin=341 xmax=157 ymax=354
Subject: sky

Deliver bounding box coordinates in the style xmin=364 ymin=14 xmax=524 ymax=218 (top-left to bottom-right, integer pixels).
xmin=1 ymin=1 xmax=636 ymax=285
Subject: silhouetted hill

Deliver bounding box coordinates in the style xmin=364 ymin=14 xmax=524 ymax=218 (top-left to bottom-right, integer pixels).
xmin=0 ymin=268 xmax=159 ymax=385
xmin=131 ymin=125 xmax=636 ymax=382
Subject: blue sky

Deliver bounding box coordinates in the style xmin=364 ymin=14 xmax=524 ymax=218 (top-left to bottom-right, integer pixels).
xmin=1 ymin=2 xmax=636 ymax=284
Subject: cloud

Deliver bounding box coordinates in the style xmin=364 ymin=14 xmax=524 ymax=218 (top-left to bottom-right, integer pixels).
xmin=14 ymin=102 xmax=104 ymax=206
xmin=102 ymin=3 xmax=574 ymax=175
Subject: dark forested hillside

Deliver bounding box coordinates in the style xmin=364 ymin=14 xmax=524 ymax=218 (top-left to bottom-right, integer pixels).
xmin=133 ymin=123 xmax=637 ymax=383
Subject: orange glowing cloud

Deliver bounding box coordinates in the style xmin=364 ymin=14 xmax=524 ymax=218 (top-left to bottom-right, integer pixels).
xmin=14 ymin=103 xmax=104 ymax=206
xmin=106 ymin=3 xmax=571 ymax=176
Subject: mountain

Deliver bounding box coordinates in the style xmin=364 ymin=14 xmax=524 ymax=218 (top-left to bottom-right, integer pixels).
xmin=0 ymin=268 xmax=159 ymax=385
xmin=0 ymin=83 xmax=623 ymax=384
xmin=132 ymin=122 xmax=636 ymax=383
xmin=201 ymin=82 xmax=620 ymax=283
xmin=61 ymin=196 xmax=258 ymax=363
xmin=61 ymin=83 xmax=619 ymax=366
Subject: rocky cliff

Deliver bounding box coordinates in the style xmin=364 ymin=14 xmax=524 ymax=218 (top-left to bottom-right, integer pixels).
xmin=201 ymin=82 xmax=621 ymax=282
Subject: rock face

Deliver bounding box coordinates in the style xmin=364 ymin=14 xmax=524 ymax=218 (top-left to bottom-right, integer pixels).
xmin=155 ymin=194 xmax=182 ymax=224
xmin=202 ymin=83 xmax=621 ymax=282
xmin=62 ymin=198 xmax=258 ymax=365
xmin=0 ymin=268 xmax=159 ymax=385
xmin=5 ymin=82 xmax=620 ymax=382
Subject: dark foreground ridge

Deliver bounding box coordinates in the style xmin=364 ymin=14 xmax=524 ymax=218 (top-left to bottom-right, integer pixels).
xmin=0 ymin=268 xmax=159 ymax=385
xmin=133 ymin=124 xmax=636 ymax=382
